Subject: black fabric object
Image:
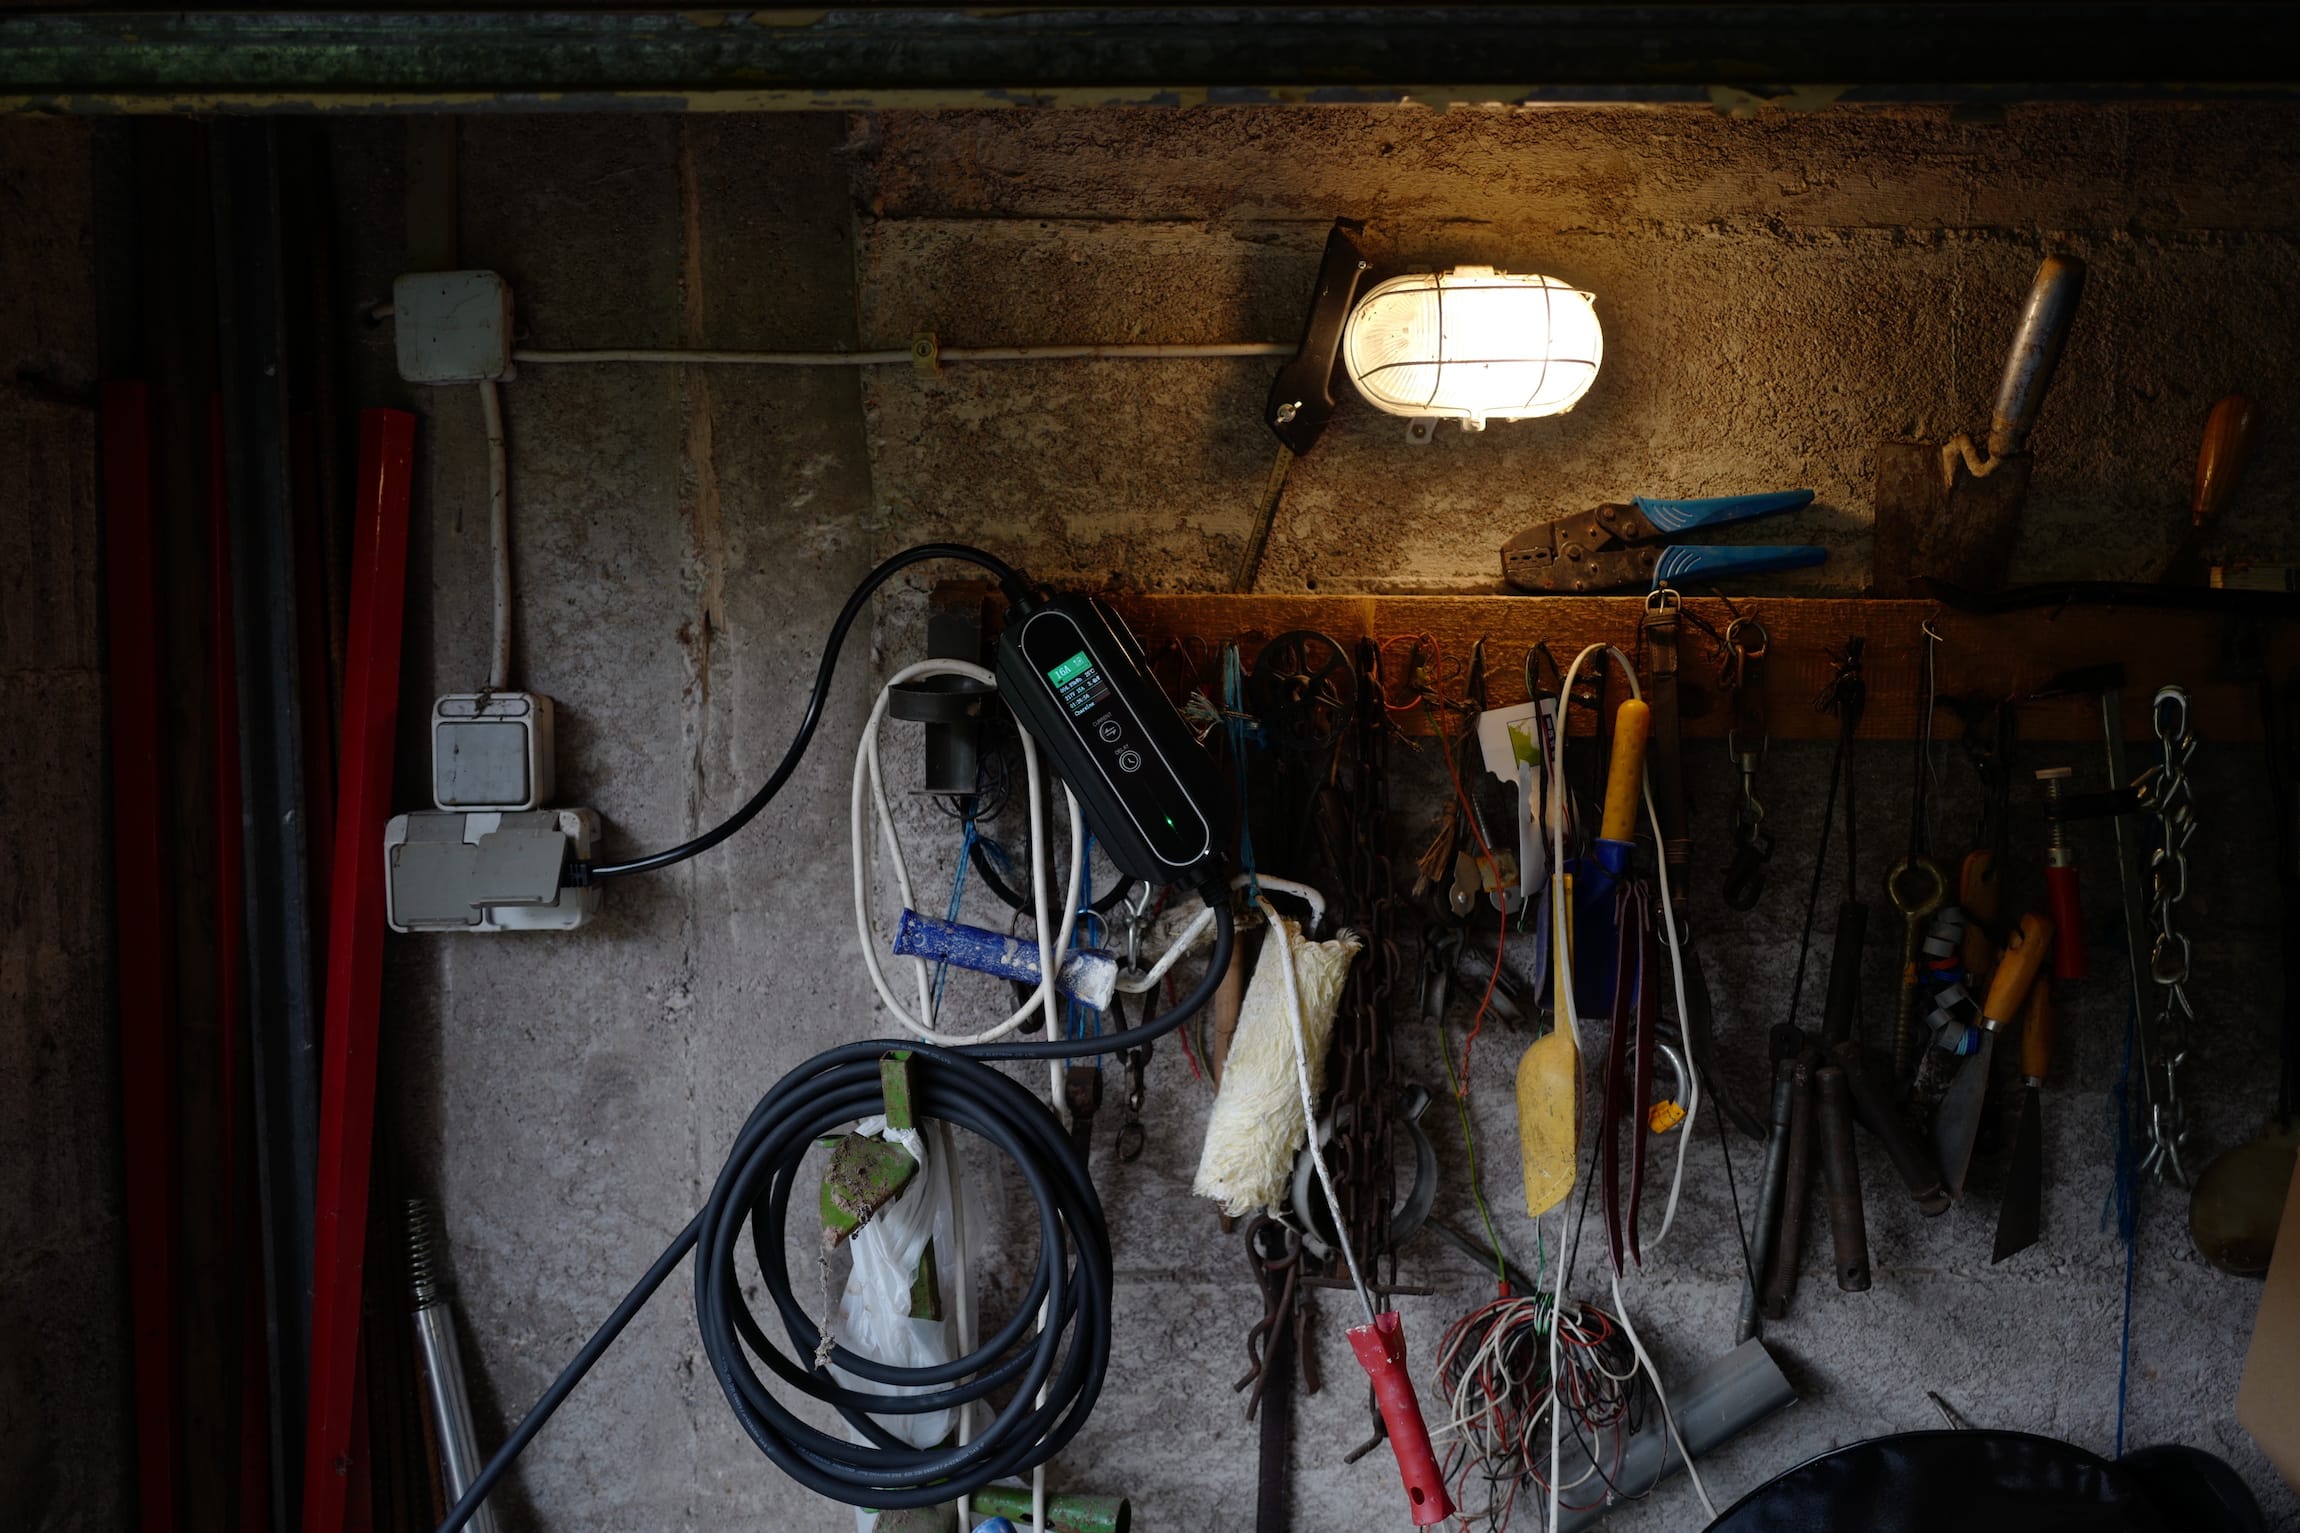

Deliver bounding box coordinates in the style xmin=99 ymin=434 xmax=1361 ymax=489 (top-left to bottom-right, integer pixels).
xmin=2120 ymin=1444 xmax=2270 ymax=1533
xmin=1705 ymin=1431 xmax=2183 ymax=1532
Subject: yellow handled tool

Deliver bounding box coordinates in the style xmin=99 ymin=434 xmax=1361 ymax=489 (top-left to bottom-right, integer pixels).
xmin=1935 ymin=912 xmax=2054 ymax=1197
xmin=1599 ymin=698 xmax=1651 ymax=845
xmin=1520 ymin=699 xmax=1650 ymax=1217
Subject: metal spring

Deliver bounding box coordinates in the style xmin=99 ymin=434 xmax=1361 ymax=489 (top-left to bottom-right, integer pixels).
xmin=407 ymin=1196 xmax=443 ymax=1309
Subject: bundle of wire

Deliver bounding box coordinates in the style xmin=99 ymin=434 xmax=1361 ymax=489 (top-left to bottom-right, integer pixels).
xmin=1535 ymin=641 xmax=1713 ymax=1532
xmin=436 ymin=545 xmax=1237 ymax=1533
xmin=1433 ymin=1292 xmax=1643 ymax=1531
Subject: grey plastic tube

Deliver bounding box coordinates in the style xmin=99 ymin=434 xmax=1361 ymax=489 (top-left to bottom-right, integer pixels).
xmin=1554 ymin=1338 xmax=1797 ymax=1531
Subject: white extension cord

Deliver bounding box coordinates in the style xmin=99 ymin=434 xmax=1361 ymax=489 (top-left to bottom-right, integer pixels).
xmin=1545 ymin=643 xmax=1717 ymax=1531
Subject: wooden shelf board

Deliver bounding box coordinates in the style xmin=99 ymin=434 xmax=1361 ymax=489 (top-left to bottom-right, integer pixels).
xmin=1104 ymin=594 xmax=2296 ymax=742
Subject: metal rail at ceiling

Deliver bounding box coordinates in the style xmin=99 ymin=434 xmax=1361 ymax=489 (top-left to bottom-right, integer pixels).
xmin=4 ymin=5 xmax=2300 ymax=114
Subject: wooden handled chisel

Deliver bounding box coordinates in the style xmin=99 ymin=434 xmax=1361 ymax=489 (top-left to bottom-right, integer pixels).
xmin=1935 ymin=912 xmax=2055 ymax=1199
xmin=1992 ymin=979 xmax=2056 ymax=1261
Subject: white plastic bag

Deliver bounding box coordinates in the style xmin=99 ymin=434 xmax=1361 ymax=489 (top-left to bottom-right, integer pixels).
xmin=833 ymin=1115 xmax=973 ymax=1449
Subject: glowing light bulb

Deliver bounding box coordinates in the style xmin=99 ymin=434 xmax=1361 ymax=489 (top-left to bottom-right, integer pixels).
xmin=1342 ymin=266 xmax=1602 ymax=432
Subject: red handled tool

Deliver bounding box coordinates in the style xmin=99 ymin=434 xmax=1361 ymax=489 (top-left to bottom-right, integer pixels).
xmin=1348 ymin=1312 xmax=1456 ymax=1525
xmin=2036 ymin=767 xmax=2088 ymax=981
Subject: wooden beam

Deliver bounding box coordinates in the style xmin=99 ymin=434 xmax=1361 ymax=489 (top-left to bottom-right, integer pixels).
xmin=1104 ymin=594 xmax=2296 ymax=742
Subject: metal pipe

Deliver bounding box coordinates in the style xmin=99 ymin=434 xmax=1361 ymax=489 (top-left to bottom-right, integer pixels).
xmin=409 ymin=1200 xmax=497 ymax=1533
xmin=1734 ymin=1062 xmax=1797 ymax=1342
xmin=1760 ymin=1058 xmax=1814 ymax=1319
xmin=1816 ymin=1067 xmax=1872 ymax=1292
xmin=1555 ymin=1338 xmax=1797 ymax=1531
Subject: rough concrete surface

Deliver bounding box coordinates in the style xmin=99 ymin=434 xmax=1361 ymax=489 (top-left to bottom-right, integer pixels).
xmin=858 ymin=104 xmax=2300 ymax=594
xmin=0 ymin=116 xmax=131 ymax=1533
xmin=352 ymin=102 xmax=2300 ymax=1533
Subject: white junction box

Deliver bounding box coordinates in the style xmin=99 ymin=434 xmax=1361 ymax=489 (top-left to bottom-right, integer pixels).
xmin=433 ymin=692 xmax=555 ymax=811
xmin=386 ymin=808 xmax=602 ymax=933
xmin=393 ymin=270 xmax=515 ymax=384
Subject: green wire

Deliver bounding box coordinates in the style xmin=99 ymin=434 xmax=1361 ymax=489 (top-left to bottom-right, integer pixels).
xmin=1438 ymin=1015 xmax=1513 ymax=1288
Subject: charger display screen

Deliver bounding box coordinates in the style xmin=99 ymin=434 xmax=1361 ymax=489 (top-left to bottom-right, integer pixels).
xmin=1045 ymin=649 xmax=1113 ymax=717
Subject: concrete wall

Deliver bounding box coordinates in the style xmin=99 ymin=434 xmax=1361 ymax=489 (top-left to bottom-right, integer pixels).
xmin=362 ymin=102 xmax=2300 ymax=1533
xmin=856 ymin=104 xmax=2299 ymax=593
xmin=0 ymin=117 xmax=132 ymax=1531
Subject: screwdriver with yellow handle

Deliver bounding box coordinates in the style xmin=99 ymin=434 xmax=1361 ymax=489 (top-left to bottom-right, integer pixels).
xmin=1933 ymin=911 xmax=2055 ymax=1199
xmin=1520 ymin=698 xmax=1650 ymax=1217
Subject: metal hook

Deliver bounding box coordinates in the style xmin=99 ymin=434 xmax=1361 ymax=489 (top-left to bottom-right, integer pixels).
xmin=2153 ymin=684 xmax=2191 ymax=741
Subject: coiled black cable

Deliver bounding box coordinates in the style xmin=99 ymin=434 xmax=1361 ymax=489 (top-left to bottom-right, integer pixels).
xmin=437 ymin=545 xmax=1235 ymax=1530
xmin=435 ymin=905 xmax=1233 ymax=1533
xmin=705 ymin=1043 xmax=1106 ymax=1507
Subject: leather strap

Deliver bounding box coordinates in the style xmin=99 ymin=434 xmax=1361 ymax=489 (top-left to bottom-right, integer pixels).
xmin=1601 ymin=880 xmax=1642 ymax=1276
xmin=1628 ymin=879 xmax=1658 ymax=1269
xmin=1644 ymin=599 xmax=1694 ymax=894
xmin=1645 ymin=595 xmax=1768 ymax=1139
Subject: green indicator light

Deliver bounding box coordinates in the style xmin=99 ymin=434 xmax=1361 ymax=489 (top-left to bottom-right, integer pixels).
xmin=1164 ymin=815 xmax=1176 ymax=828
xmin=1046 ymin=650 xmax=1094 ymax=686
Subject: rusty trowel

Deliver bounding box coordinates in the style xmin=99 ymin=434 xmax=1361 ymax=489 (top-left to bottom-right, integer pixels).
xmin=1872 ymin=254 xmax=2087 ymax=594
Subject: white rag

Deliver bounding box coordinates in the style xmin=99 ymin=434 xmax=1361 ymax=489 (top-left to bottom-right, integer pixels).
xmin=1192 ymin=917 xmax=1362 ymax=1217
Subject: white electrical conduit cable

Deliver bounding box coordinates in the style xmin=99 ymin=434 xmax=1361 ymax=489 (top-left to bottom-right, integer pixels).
xmin=478 ymin=377 xmax=512 ymax=691
xmin=512 ymin=342 xmax=1294 ymax=368
xmin=1544 ymin=643 xmax=1715 ymax=1532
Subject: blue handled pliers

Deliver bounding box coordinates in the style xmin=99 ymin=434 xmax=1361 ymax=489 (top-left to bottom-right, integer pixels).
xmin=1500 ymin=489 xmax=1826 ymax=593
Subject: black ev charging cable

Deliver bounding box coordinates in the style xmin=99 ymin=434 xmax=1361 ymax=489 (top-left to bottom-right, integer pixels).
xmin=434 ymin=913 xmax=1233 ymax=1533
xmin=577 ymin=541 xmax=1036 ymax=883
xmin=439 ymin=546 xmax=1235 ymax=1532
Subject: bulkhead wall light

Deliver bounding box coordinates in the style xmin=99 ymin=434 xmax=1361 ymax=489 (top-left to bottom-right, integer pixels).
xmin=1262 ymin=223 xmax=1604 ymax=455
xmin=1342 ymin=266 xmax=1602 ymax=434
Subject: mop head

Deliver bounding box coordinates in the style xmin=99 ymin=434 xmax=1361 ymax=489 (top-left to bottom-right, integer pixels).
xmin=1192 ymin=917 xmax=1363 ymax=1217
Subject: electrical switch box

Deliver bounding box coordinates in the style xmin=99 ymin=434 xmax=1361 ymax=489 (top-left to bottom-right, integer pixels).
xmin=393 ymin=270 xmax=515 ymax=383
xmin=385 ymin=808 xmax=601 ymax=933
xmin=433 ymin=692 xmax=555 ymax=811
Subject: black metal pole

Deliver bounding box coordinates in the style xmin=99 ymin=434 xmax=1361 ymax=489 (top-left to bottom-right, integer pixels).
xmin=210 ymin=116 xmax=318 ymax=1533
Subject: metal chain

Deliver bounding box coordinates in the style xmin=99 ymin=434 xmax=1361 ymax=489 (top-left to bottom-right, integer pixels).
xmin=2137 ymin=685 xmax=2199 ymax=1184
xmin=1325 ymin=637 xmax=1400 ymax=1298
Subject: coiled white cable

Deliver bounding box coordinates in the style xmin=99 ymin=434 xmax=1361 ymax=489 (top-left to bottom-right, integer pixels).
xmin=852 ymin=659 xmax=1084 ymax=1045
xmin=1544 ymin=643 xmax=1716 ymax=1530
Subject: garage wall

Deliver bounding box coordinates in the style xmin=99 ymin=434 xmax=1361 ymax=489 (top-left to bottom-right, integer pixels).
xmin=857 ymin=104 xmax=2299 ymax=593
xmin=362 ymin=102 xmax=2300 ymax=1533
xmin=0 ymin=117 xmax=131 ymax=1532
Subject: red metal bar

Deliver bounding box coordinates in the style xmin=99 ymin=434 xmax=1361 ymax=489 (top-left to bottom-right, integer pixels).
xmin=102 ymin=380 xmax=182 ymax=1533
xmin=301 ymin=408 xmax=416 ymax=1533
xmin=210 ymin=396 xmax=271 ymax=1533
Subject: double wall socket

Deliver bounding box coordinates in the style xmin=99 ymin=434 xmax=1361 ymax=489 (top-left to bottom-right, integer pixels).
xmin=385 ymin=808 xmax=600 ymax=933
